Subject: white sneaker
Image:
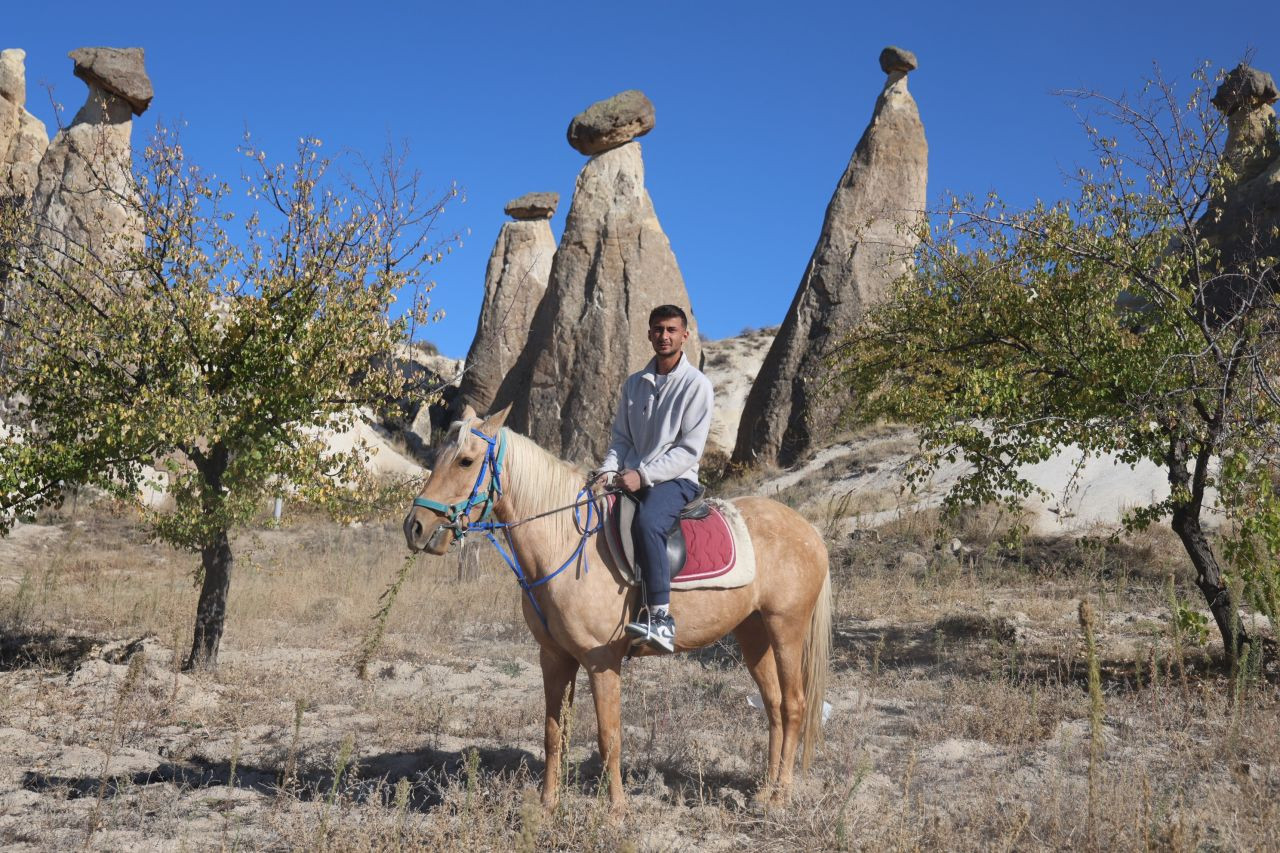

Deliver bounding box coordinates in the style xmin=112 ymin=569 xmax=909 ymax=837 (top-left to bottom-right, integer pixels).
xmin=624 ymin=612 xmax=676 ymax=653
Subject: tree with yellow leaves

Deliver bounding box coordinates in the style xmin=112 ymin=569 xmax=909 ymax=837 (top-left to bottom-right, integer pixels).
xmin=0 ymin=128 xmax=456 ymax=668
xmin=840 ymin=63 xmax=1280 ymax=663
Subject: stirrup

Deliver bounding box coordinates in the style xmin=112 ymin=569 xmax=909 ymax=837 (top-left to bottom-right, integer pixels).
xmin=624 ymin=605 xmax=652 ymax=641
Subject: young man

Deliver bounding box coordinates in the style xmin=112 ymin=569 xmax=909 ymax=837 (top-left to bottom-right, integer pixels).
xmin=595 ymin=304 xmax=714 ymax=652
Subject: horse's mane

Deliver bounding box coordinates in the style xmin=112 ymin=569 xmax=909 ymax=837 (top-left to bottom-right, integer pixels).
xmin=461 ymin=421 xmax=588 ymax=543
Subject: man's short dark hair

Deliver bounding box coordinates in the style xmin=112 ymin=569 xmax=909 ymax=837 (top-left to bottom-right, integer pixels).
xmin=649 ymin=304 xmax=688 ymax=327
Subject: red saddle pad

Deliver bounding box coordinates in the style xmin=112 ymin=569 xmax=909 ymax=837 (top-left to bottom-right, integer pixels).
xmin=607 ymin=496 xmax=738 ymax=582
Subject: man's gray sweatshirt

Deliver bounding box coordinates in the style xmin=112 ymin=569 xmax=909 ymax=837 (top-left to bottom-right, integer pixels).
xmin=599 ymin=353 xmax=714 ymax=487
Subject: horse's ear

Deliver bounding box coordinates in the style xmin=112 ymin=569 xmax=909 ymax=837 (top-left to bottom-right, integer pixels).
xmin=460 ymin=404 xmax=477 ymax=422
xmin=484 ymin=403 xmax=513 ymax=431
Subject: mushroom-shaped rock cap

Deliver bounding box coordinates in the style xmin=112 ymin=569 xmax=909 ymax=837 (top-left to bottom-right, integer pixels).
xmin=566 ymin=89 xmax=655 ymax=156
xmin=879 ymin=46 xmax=918 ymax=75
xmin=70 ymin=47 xmax=153 ymax=115
xmin=505 ymin=191 xmax=559 ymax=220
xmin=1212 ymin=64 xmax=1279 ymax=115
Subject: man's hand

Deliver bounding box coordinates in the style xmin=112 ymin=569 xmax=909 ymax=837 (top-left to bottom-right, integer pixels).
xmin=619 ymin=469 xmax=643 ymax=493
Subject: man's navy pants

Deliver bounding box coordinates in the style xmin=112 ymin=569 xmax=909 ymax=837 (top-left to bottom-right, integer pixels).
xmin=631 ymin=478 xmax=700 ymax=608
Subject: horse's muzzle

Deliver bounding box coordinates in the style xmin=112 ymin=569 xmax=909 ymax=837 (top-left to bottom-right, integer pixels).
xmin=403 ymin=509 xmax=453 ymax=555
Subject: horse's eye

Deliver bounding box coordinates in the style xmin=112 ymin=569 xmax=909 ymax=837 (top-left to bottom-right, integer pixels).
xmin=458 ymin=457 xmax=475 ymax=468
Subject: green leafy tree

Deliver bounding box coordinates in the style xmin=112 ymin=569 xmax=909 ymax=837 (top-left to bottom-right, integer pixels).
xmin=840 ymin=63 xmax=1279 ymax=662
xmin=0 ymin=128 xmax=456 ymax=668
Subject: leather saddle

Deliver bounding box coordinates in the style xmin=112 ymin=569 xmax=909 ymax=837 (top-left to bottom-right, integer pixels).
xmin=614 ymin=487 xmax=710 ymax=578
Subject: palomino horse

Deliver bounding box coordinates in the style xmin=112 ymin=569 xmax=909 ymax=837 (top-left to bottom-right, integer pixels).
xmin=403 ymin=405 xmax=830 ymax=811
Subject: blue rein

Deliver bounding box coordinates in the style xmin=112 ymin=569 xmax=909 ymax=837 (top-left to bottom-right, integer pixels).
xmin=411 ymin=426 xmax=606 ymax=629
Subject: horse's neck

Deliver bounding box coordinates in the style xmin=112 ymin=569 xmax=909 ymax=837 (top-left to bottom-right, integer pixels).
xmin=495 ymin=435 xmax=585 ymax=545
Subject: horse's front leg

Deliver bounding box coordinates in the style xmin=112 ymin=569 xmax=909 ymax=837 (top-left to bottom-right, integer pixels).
xmin=540 ymin=645 xmax=580 ymax=812
xmin=586 ymin=652 xmax=626 ymax=813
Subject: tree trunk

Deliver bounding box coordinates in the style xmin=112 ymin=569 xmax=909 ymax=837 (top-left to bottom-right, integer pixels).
xmin=184 ymin=442 xmax=233 ymax=671
xmin=185 ymin=528 xmax=233 ymax=670
xmin=1166 ymin=434 xmax=1249 ymax=662
xmin=1169 ymin=507 xmax=1248 ymax=661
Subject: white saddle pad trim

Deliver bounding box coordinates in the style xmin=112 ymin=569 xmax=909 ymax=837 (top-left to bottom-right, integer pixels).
xmin=604 ymin=497 xmax=757 ymax=591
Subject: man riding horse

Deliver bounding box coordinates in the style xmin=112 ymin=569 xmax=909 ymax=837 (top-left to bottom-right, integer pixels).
xmin=593 ymin=304 xmax=714 ymax=652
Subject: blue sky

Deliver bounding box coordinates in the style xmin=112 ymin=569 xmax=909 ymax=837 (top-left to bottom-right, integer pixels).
xmin=9 ymin=1 xmax=1279 ymax=357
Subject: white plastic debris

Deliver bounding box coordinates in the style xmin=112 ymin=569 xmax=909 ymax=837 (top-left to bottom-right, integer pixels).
xmin=747 ymin=692 xmax=832 ymax=722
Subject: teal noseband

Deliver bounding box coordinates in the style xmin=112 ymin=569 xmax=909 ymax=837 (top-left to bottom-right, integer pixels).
xmin=412 ymin=426 xmax=507 ymax=534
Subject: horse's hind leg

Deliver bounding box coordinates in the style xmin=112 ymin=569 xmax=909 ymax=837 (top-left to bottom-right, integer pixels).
xmin=734 ymin=613 xmax=784 ymax=801
xmin=540 ymin=645 xmax=580 ymax=811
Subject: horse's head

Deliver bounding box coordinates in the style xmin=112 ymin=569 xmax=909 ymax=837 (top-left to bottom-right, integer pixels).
xmin=403 ymin=404 xmax=511 ymax=554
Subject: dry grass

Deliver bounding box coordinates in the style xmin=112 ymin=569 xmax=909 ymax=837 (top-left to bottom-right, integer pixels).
xmin=1 ymin=497 xmax=1279 ymax=851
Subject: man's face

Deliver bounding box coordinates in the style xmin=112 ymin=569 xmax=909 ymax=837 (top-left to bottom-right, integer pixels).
xmin=648 ymin=315 xmax=689 ymax=358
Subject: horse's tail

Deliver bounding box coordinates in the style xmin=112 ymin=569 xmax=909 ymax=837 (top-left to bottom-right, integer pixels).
xmin=800 ymin=567 xmax=831 ymax=772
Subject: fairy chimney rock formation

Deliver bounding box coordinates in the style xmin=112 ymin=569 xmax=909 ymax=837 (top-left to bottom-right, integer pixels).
xmin=456 ymin=194 xmax=559 ymax=414
xmin=566 ymin=89 xmax=655 ymax=155
xmin=1212 ymin=64 xmax=1279 ymax=188
xmin=34 ymin=46 xmax=152 ymax=256
xmin=1201 ymin=62 xmax=1280 ymax=303
xmin=733 ymin=47 xmax=928 ymax=468
xmin=0 ymin=49 xmax=49 ymax=199
xmin=495 ymin=91 xmax=701 ymax=464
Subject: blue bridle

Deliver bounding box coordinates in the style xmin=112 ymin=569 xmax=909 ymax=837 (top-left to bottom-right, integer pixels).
xmin=412 ymin=426 xmax=508 ymax=531
xmin=409 ymin=424 xmax=605 ymax=629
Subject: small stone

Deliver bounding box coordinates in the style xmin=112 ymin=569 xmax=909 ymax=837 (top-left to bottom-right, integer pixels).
xmin=718 ymin=786 xmax=747 ymax=810
xmin=504 ymin=191 xmax=559 ymax=220
xmin=879 ymin=46 xmax=918 ymax=75
xmin=638 ymin=767 xmax=669 ymax=799
xmin=1238 ymin=761 xmax=1265 ymax=782
xmin=1212 ymin=64 xmax=1279 ymax=115
xmin=566 ymin=89 xmax=655 ymax=156
xmin=897 ymin=551 xmax=929 ymax=573
xmin=69 ymin=47 xmax=153 ymax=115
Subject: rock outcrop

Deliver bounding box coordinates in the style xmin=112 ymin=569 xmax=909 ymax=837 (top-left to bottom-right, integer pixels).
xmin=456 ymin=194 xmax=558 ymax=414
xmin=734 ymin=48 xmax=928 ymax=468
xmin=33 ymin=47 xmax=152 ymax=257
xmin=495 ymin=91 xmax=700 ymax=464
xmin=0 ymin=49 xmax=49 ymax=199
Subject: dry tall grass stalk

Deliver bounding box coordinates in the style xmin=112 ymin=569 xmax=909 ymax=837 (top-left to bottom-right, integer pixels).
xmin=1077 ymin=599 xmax=1104 ymax=850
